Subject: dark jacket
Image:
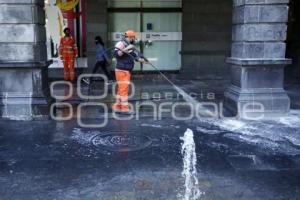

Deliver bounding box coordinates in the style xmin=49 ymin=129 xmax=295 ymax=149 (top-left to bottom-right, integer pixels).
xmin=114 ymin=40 xmax=143 ymax=71
xmin=96 ymin=44 xmax=109 ymax=62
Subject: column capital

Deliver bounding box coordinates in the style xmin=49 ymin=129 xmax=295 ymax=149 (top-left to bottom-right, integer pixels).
xmin=233 ymin=4 xmax=289 ymax=24
xmin=226 ymin=57 xmax=292 ymax=66
xmin=234 ymin=0 xmax=289 ymax=7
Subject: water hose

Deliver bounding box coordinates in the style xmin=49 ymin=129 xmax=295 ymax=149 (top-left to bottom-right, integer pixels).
xmin=82 ymin=45 xmax=182 ymax=102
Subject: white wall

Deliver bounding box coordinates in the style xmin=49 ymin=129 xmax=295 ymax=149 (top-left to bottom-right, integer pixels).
xmin=45 ymin=0 xmax=65 ymax=58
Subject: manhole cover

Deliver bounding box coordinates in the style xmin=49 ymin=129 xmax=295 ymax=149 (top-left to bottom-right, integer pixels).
xmin=91 ymin=133 xmax=152 ymax=152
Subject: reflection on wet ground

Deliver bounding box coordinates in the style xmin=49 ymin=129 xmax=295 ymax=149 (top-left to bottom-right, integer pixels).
xmin=1 ymin=117 xmax=300 ymax=200
xmin=0 ymin=80 xmax=300 ymax=199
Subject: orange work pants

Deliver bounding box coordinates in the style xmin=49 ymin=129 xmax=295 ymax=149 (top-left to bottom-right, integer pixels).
xmin=62 ymin=56 xmax=75 ymax=81
xmin=113 ymin=70 xmax=131 ymax=111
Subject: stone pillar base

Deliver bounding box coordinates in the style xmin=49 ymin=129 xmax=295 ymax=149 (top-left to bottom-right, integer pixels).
xmin=224 ymin=58 xmax=291 ymax=119
xmin=225 ymin=85 xmax=290 ymax=119
xmin=0 ymin=62 xmax=52 ymax=120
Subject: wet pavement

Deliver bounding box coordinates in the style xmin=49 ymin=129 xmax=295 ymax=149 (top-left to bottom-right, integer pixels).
xmin=1 ymin=80 xmax=300 ymax=200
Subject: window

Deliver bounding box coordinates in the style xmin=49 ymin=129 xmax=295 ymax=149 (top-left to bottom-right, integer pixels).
xmin=108 ymin=0 xmax=182 ymax=8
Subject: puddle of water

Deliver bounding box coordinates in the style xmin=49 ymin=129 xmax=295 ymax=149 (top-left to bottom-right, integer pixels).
xmin=92 ymin=133 xmax=152 ymax=152
xmin=179 ymin=129 xmax=204 ymax=200
xmin=141 ymin=123 xmax=163 ymax=128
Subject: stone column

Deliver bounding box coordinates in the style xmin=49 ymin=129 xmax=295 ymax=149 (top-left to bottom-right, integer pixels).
xmin=224 ymin=0 xmax=292 ymax=119
xmin=0 ymin=0 xmax=51 ymax=120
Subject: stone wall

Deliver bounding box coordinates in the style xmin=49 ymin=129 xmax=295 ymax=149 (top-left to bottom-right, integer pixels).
xmin=224 ymin=0 xmax=291 ymax=118
xmin=0 ymin=0 xmax=47 ymax=62
xmin=0 ymin=0 xmax=50 ymax=120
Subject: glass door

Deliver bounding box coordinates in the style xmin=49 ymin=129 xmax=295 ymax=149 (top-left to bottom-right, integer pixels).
xmin=142 ymin=12 xmax=182 ymax=71
xmin=108 ymin=0 xmax=182 ymax=72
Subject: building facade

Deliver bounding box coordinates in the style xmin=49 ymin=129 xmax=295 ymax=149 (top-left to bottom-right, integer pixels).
xmin=0 ymin=0 xmax=299 ymax=119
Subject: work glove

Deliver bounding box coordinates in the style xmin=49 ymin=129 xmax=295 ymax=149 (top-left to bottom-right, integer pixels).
xmin=137 ymin=58 xmax=148 ymax=63
xmin=123 ymin=44 xmax=135 ymax=52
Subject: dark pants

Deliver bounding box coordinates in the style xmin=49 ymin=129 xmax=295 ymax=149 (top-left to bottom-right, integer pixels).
xmin=92 ymin=60 xmax=113 ymax=81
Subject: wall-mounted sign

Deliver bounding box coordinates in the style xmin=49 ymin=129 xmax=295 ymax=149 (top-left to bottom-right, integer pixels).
xmin=110 ymin=32 xmax=182 ymax=41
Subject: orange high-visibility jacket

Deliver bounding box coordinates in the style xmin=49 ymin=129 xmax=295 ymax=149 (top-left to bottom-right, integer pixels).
xmin=59 ymin=36 xmax=78 ymax=58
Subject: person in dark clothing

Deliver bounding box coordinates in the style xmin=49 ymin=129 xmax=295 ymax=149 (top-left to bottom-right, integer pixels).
xmin=83 ymin=36 xmax=114 ymax=85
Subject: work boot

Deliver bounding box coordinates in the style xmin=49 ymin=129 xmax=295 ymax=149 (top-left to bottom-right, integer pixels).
xmin=119 ymin=105 xmax=135 ymax=115
xmin=117 ymin=109 xmax=135 ymax=115
xmin=112 ymin=103 xmax=122 ymax=112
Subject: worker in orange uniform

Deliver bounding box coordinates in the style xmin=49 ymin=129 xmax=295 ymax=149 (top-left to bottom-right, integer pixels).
xmin=59 ymin=27 xmax=78 ymax=81
xmin=112 ymin=30 xmax=148 ymax=114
